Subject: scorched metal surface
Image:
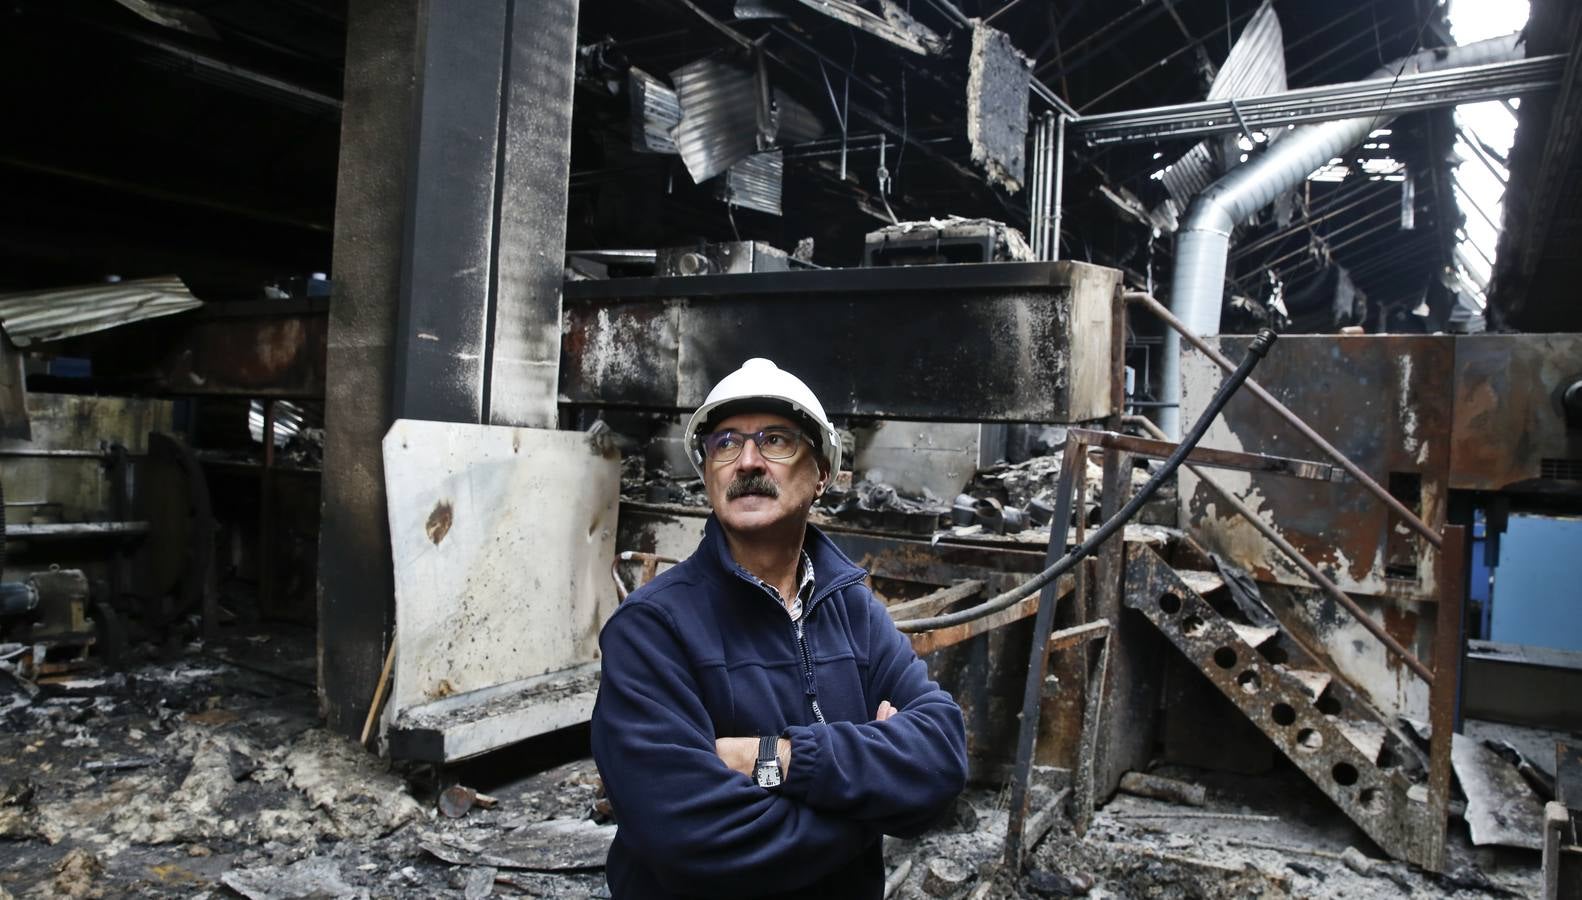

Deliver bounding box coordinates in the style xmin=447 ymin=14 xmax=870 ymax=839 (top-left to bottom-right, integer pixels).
xmin=560 ymin=261 xmax=1122 ymax=423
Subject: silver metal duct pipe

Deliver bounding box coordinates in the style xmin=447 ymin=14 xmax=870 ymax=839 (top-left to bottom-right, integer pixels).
xmin=1028 ymin=113 xmax=1063 ymax=261
xmin=1157 ymin=33 xmax=1524 ymax=437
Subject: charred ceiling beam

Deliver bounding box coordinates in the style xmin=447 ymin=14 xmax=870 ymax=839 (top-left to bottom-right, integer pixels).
xmin=1499 ymin=9 xmax=1582 ymax=312
xmin=661 ymin=0 xmax=997 ymax=197
xmin=1034 ymin=0 xmax=1167 ymax=81
xmin=1071 ymin=55 xmax=1566 ymax=145
xmin=0 ymin=156 xmax=332 ymax=233
xmin=70 ymin=11 xmax=343 ymax=113
xmin=1078 ymin=7 xmax=1256 ymax=113
xmin=1229 ymin=179 xmax=1398 ymax=261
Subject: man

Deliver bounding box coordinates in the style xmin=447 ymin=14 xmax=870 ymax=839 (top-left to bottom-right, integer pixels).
xmin=591 ymin=358 xmax=968 ymax=899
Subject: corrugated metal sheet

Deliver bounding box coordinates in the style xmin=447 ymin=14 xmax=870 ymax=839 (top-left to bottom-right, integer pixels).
xmin=1161 ymin=141 xmax=1221 ymax=208
xmin=1206 ymin=0 xmax=1287 ymax=101
xmin=671 ymin=57 xmax=820 ymax=184
xmin=672 ymin=58 xmax=763 ymax=183
xmin=718 ymin=150 xmax=784 ymax=215
xmin=0 ymin=276 xmax=202 ymax=347
xmin=1157 ymin=1 xmax=1287 ymax=220
xmin=629 ymin=67 xmax=680 ymax=155
xmin=249 ymin=398 xmax=307 ymax=446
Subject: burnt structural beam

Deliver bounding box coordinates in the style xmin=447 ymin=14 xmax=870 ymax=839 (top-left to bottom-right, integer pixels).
xmin=320 ymin=0 xmax=579 ymax=735
xmin=1072 ymin=55 xmax=1565 ymax=145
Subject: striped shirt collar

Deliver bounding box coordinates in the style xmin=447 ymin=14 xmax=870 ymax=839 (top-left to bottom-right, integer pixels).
xmin=748 ymin=549 xmax=816 ymax=622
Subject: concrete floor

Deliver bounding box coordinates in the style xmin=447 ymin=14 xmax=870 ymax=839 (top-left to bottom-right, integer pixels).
xmin=0 ymin=624 xmax=1547 ymax=898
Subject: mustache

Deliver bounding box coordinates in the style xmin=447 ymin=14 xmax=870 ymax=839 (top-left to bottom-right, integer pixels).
xmin=726 ymin=474 xmax=780 ymax=500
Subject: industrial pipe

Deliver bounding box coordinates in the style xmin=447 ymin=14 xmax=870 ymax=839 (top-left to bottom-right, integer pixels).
xmin=1156 ymin=33 xmax=1525 ymax=438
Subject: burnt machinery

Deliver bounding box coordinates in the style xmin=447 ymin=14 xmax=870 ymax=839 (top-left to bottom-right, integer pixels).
xmin=383 ymin=261 xmax=1127 ymax=766
xmin=1 ymin=429 xmax=215 ymax=669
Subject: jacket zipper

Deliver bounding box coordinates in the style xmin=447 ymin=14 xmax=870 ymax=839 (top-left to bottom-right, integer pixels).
xmin=792 ymin=571 xmax=862 ymax=727
xmin=795 ymin=617 xmax=826 ymax=725
xmin=731 ymin=563 xmax=864 ymax=727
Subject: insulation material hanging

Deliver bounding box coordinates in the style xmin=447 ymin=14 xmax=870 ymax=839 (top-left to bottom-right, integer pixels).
xmin=966 ymin=24 xmax=1031 ymax=194
xmin=718 ymin=150 xmax=784 ymax=216
xmin=629 ymin=67 xmax=680 ymax=154
xmin=1154 ymin=1 xmax=1288 ymax=223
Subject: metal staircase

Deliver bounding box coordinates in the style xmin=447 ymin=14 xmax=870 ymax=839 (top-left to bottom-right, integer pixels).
xmin=1125 ymin=542 xmax=1447 ymax=869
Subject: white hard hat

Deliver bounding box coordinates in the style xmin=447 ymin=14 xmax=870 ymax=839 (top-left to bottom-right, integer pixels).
xmin=684 ymin=358 xmax=842 ymax=482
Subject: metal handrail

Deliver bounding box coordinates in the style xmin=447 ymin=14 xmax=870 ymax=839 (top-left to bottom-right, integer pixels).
xmin=1126 ymin=291 xmax=1443 ymax=550
xmin=1122 ymin=415 xmax=1433 ymax=684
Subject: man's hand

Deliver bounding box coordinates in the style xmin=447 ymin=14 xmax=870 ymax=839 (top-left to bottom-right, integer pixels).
xmin=714 ymin=736 xmax=765 ymax=778
xmin=714 ymin=701 xmax=898 ymax=780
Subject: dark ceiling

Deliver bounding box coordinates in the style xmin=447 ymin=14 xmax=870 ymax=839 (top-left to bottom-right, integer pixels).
xmin=0 ymin=0 xmax=1568 ymax=334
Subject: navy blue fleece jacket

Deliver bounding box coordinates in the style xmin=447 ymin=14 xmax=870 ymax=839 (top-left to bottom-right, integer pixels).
xmin=591 ymin=516 xmax=968 ymax=899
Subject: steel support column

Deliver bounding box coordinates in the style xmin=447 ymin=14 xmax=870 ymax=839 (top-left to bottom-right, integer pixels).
xmin=319 ymin=0 xmax=579 ymax=734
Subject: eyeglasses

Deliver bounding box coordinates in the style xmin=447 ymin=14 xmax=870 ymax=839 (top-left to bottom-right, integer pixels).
xmin=699 ymin=427 xmax=812 ymax=464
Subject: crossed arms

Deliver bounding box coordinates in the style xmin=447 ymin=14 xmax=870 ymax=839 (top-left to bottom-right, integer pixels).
xmin=590 ymin=597 xmax=967 ymax=896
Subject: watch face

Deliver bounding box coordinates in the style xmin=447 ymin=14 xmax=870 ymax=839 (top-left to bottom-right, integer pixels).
xmin=755 ymin=762 xmax=781 ymax=788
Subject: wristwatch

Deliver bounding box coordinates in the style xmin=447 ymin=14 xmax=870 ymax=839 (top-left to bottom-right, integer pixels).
xmin=754 ymin=735 xmax=782 ymax=788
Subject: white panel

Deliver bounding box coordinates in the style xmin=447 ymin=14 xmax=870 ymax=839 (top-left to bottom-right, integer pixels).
xmin=383 ymin=421 xmax=620 ymax=716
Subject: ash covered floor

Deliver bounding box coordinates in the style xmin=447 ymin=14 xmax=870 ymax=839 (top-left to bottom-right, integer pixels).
xmin=0 ymin=627 xmax=1544 ymax=898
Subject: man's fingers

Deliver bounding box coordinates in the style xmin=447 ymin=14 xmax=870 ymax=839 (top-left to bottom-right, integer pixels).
xmin=876 ymin=700 xmax=896 ymax=721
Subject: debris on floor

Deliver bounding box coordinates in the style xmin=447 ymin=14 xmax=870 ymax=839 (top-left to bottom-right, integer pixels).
xmin=1452 ymin=732 xmax=1546 ymax=850
xmin=0 ymin=623 xmax=1547 ymax=898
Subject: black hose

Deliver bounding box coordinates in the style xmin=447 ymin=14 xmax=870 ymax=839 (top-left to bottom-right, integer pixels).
xmin=896 ymin=328 xmax=1277 ymax=633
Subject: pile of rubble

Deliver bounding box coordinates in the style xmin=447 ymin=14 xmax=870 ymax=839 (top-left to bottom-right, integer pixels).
xmin=0 ymin=629 xmax=1542 ymax=898
xmin=0 ymin=630 xmax=609 ymax=899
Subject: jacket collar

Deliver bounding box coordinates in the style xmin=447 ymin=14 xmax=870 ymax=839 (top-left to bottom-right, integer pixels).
xmin=699 ymin=514 xmax=867 ymax=603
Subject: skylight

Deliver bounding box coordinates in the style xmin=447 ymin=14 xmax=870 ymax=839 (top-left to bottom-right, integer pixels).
xmin=1447 ymin=0 xmax=1530 ymax=313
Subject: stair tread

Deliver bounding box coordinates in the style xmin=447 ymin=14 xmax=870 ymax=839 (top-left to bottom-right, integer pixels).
xmin=1337 ymin=719 xmax=1386 ymax=764
xmin=1229 ymin=622 xmax=1279 ymax=648
xmin=1174 ymin=569 xmax=1225 ymax=596
xmin=1129 ymin=544 xmax=1434 ymax=868
xmin=1285 ymin=668 xmax=1332 ymax=700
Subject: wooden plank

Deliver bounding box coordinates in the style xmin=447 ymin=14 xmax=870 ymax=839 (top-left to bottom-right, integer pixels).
xmin=885 ymin=580 xmax=985 ymax=621
xmin=908 ymin=576 xmax=1073 ymax=657
xmin=1049 ymin=619 xmax=1111 ymax=652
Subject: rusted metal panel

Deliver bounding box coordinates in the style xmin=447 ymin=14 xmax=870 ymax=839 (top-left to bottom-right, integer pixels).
xmin=0 ymin=333 xmax=27 ymax=439
xmin=1089 ymin=449 xmax=1164 ymax=801
xmin=71 ymin=302 xmax=329 ymax=399
xmin=1450 ymin=334 xmax=1582 ymax=491
xmin=560 ymin=261 xmax=1122 ymax=423
xmin=1180 ymin=335 xmax=1453 ymax=603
